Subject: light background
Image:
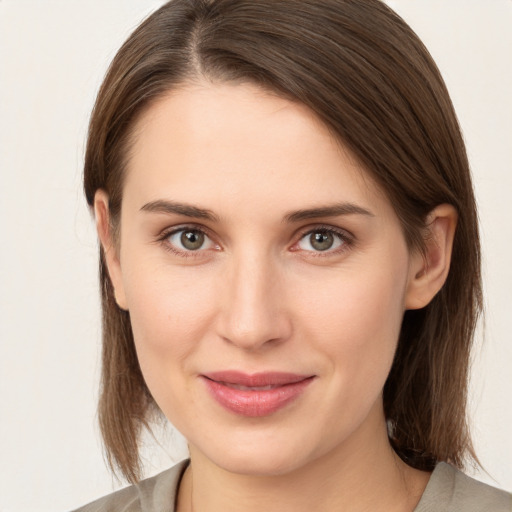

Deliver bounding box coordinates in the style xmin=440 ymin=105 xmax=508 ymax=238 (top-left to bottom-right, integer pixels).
xmin=0 ymin=1 xmax=511 ymax=511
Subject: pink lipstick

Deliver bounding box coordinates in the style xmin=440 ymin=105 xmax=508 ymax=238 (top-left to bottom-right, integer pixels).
xmin=201 ymin=371 xmax=315 ymax=417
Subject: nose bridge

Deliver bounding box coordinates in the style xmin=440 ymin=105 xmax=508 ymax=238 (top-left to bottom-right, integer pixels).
xmin=218 ymin=246 xmax=289 ymax=350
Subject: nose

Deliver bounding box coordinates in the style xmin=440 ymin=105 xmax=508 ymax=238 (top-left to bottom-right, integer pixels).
xmin=216 ymin=250 xmax=292 ymax=351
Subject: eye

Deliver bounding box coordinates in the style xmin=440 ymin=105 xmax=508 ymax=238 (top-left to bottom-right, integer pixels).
xmin=164 ymin=227 xmax=217 ymax=253
xmin=296 ymin=228 xmax=349 ymax=253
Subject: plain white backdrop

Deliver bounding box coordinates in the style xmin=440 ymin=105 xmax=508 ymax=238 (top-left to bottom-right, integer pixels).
xmin=0 ymin=1 xmax=511 ymax=511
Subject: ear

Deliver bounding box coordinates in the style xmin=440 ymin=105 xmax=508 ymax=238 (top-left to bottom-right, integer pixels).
xmin=405 ymin=204 xmax=458 ymax=310
xmin=94 ymin=190 xmax=128 ymax=310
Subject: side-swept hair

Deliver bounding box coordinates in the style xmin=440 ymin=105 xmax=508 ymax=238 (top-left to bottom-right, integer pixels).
xmin=84 ymin=0 xmax=482 ymax=483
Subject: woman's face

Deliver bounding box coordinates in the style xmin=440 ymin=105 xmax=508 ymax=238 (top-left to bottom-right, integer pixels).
xmin=101 ymin=82 xmax=424 ymax=476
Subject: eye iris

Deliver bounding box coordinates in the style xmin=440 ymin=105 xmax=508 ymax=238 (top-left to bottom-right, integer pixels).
xmin=310 ymin=231 xmax=334 ymax=251
xmin=180 ymin=230 xmax=204 ymax=250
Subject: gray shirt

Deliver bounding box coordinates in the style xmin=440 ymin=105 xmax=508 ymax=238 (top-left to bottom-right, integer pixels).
xmin=72 ymin=459 xmax=512 ymax=511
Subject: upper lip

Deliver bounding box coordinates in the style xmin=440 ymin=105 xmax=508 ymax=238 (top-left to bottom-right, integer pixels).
xmin=202 ymin=371 xmax=314 ymax=387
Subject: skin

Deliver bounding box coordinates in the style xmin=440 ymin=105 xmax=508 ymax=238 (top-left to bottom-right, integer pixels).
xmin=96 ymin=82 xmax=457 ymax=512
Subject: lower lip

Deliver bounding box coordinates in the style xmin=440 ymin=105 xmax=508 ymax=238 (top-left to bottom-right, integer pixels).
xmin=202 ymin=376 xmax=314 ymax=417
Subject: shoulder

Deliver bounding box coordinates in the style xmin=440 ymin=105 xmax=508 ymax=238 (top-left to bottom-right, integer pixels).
xmin=416 ymin=462 xmax=512 ymax=512
xmin=71 ymin=459 xmax=189 ymax=512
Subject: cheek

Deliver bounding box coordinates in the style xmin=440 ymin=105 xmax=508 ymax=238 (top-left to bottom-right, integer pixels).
xmin=122 ymin=264 xmax=222 ymax=429
xmin=295 ymin=254 xmax=409 ymax=398
xmin=122 ymin=261 xmax=219 ymax=377
xmin=299 ymin=262 xmax=406 ymax=343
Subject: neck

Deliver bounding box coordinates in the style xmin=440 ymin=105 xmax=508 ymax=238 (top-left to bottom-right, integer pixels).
xmin=177 ymin=405 xmax=430 ymax=512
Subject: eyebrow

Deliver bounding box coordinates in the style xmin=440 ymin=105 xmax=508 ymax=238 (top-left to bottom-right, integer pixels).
xmin=140 ymin=199 xmax=374 ymax=223
xmin=283 ymin=203 xmax=374 ymax=223
xmin=140 ymin=200 xmax=220 ymax=222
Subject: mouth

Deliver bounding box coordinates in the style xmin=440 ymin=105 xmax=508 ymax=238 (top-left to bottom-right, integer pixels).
xmin=219 ymin=383 xmax=281 ymax=391
xmin=200 ymin=371 xmax=315 ymax=417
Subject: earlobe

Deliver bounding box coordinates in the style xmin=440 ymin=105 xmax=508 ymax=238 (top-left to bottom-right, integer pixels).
xmin=94 ymin=190 xmax=128 ymax=311
xmin=405 ymin=204 xmax=458 ymax=310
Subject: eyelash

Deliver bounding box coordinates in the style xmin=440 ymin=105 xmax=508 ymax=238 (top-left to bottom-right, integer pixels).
xmin=157 ymin=225 xmax=218 ymax=259
xmin=293 ymin=224 xmax=354 ymax=257
xmin=156 ymin=224 xmax=354 ymax=259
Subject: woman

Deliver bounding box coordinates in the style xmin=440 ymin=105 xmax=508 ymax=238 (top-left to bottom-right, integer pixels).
xmin=74 ymin=0 xmax=511 ymax=510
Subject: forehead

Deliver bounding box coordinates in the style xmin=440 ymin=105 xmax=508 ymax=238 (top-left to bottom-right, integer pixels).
xmin=123 ymin=81 xmax=390 ymax=221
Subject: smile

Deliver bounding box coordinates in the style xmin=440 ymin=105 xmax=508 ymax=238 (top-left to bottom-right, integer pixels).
xmin=201 ymin=371 xmax=315 ymax=417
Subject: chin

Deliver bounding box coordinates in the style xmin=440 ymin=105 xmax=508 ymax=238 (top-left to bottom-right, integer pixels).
xmin=216 ymin=451 xmax=306 ymax=477
xmin=192 ymin=432 xmax=324 ymax=478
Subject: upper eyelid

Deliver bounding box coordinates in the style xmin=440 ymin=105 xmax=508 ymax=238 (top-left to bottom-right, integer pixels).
xmin=158 ymin=223 xmax=352 ymax=237
xmin=156 ymin=224 xmax=218 ymax=253
xmin=158 ymin=223 xmax=214 ymax=240
xmin=295 ymin=224 xmax=354 ymax=241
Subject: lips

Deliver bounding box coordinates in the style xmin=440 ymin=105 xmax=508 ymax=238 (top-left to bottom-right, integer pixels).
xmin=201 ymin=371 xmax=315 ymax=417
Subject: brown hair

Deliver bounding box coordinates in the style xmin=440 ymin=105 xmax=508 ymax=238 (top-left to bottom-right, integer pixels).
xmin=84 ymin=0 xmax=482 ymax=483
